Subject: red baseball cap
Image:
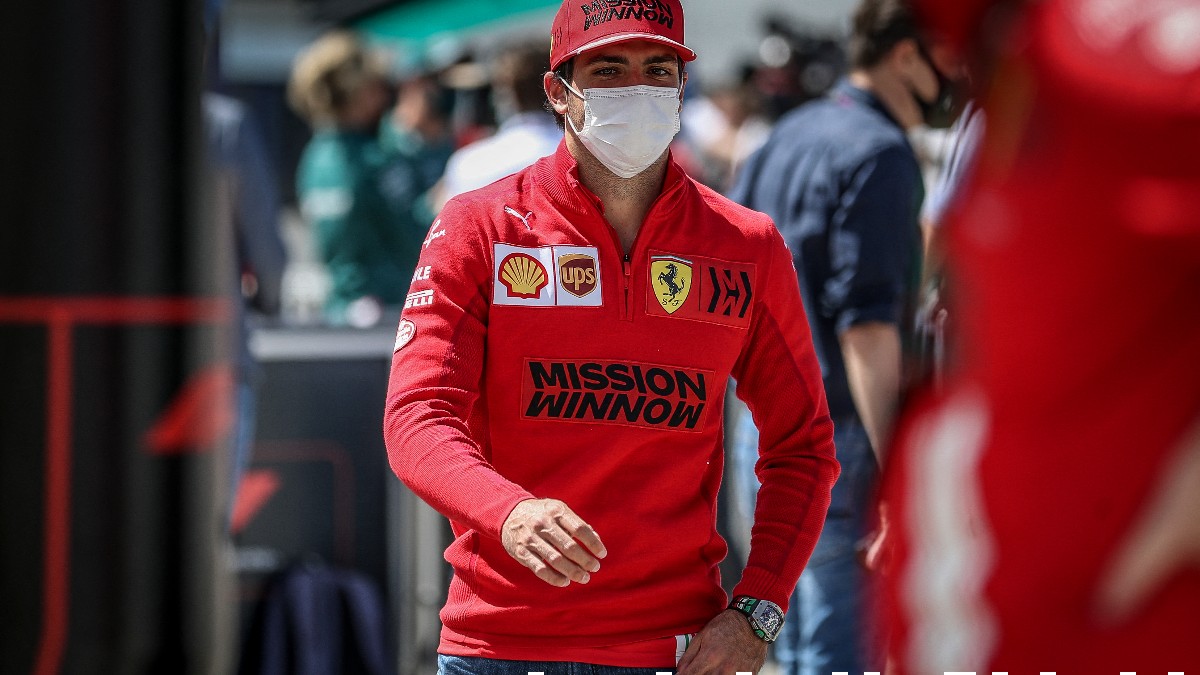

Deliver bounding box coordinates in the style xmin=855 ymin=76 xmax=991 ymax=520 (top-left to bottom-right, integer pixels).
xmin=550 ymin=0 xmax=697 ymax=70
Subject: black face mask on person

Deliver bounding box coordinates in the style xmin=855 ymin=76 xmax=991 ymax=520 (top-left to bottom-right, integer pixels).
xmin=913 ymin=42 xmax=968 ymax=129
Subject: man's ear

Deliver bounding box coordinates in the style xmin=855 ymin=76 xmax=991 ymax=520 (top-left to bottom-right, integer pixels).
xmin=544 ymin=71 xmax=570 ymax=116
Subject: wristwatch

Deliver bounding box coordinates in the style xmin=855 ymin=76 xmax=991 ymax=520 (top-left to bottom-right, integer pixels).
xmin=728 ymin=595 xmax=785 ymax=643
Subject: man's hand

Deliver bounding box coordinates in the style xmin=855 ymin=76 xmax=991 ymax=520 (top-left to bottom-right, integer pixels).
xmin=501 ymin=498 xmax=607 ymax=587
xmin=1097 ymin=418 xmax=1200 ymax=622
xmin=859 ymin=502 xmax=893 ymax=572
xmin=676 ymin=609 xmax=768 ymax=675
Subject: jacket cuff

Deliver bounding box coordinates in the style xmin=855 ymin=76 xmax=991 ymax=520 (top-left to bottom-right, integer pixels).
xmin=732 ymin=566 xmax=795 ymax=613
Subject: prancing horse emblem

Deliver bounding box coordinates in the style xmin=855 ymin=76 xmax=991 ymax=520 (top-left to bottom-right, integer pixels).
xmin=650 ymin=255 xmax=693 ymax=314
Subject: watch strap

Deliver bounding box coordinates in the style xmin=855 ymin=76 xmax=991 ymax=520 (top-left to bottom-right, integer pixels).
xmin=728 ymin=595 xmax=784 ymax=643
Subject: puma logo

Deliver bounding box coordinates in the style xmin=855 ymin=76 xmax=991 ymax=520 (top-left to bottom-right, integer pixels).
xmin=504 ymin=206 xmax=534 ymax=230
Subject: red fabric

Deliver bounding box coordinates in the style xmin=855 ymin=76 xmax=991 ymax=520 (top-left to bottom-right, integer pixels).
xmin=384 ymin=142 xmax=837 ymax=665
xmin=550 ymin=0 xmax=696 ymax=69
xmin=911 ymin=0 xmax=998 ymax=54
xmin=884 ymin=1 xmax=1200 ymax=673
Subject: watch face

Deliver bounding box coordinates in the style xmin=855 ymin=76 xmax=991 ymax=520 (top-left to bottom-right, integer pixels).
xmin=751 ymin=601 xmax=784 ymax=639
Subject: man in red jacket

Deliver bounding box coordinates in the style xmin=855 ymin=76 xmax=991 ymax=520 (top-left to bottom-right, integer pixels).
xmin=383 ymin=1 xmax=839 ymax=673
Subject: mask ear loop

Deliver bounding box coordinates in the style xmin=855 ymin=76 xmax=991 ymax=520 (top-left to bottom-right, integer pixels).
xmin=557 ymin=74 xmax=585 ymax=101
xmin=556 ymin=75 xmax=587 ymax=136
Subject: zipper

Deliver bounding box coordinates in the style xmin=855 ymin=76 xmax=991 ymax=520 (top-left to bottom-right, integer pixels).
xmin=576 ymin=173 xmax=682 ymax=323
xmin=622 ymin=254 xmax=633 ymax=321
xmin=616 ymin=185 xmax=676 ymax=322
xmin=592 ymin=199 xmax=635 ymax=323
xmin=602 ymin=224 xmax=634 ymax=323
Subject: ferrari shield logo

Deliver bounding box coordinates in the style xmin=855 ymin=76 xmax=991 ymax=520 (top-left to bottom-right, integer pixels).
xmin=651 ymin=255 xmax=692 ymax=314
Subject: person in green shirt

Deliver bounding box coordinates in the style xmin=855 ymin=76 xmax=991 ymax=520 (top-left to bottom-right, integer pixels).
xmin=289 ymin=31 xmax=426 ymax=326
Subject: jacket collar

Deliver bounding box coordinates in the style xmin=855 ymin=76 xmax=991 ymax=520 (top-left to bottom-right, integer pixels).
xmin=831 ymin=78 xmax=904 ymax=131
xmin=534 ymin=140 xmax=689 ymax=217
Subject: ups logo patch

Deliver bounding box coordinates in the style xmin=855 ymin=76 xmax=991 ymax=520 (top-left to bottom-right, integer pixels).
xmin=645 ymin=250 xmax=755 ymax=328
xmin=559 ymin=253 xmax=598 ymax=298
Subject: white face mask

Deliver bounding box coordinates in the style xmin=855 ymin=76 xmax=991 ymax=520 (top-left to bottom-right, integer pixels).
xmin=560 ymin=78 xmax=682 ymax=179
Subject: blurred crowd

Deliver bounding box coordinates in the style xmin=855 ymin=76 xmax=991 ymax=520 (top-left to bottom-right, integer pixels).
xmin=211 ymin=15 xmax=888 ymax=329
xmin=210 ymin=0 xmax=1200 ymax=672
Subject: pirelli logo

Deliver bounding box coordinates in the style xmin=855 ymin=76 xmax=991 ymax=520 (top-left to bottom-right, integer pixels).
xmin=521 ymin=359 xmax=712 ymax=432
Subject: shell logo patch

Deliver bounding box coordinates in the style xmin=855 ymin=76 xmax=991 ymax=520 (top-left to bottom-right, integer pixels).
xmin=558 ymin=253 xmax=598 ymax=298
xmin=493 ymin=244 xmax=603 ymax=307
xmin=393 ymin=319 xmax=416 ymax=352
xmin=650 ymin=255 xmax=692 ymax=314
xmin=499 ymin=253 xmax=549 ymax=299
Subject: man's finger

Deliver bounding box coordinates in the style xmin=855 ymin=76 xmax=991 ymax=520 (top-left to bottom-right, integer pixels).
xmin=513 ymin=544 xmax=569 ymax=587
xmin=527 ymin=537 xmax=591 ymax=584
xmin=540 ymin=524 xmax=601 ymax=573
xmin=555 ymin=509 xmax=608 ymax=559
xmin=675 ymin=632 xmax=701 ymax=673
xmin=1098 ymin=521 xmax=1176 ymax=622
xmin=1096 ymin=426 xmax=1200 ymax=622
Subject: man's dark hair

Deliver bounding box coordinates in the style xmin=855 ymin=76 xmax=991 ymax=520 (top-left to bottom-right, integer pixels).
xmin=848 ymin=0 xmax=920 ymax=69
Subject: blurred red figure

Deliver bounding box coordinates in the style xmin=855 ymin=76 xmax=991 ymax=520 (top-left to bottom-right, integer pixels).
xmin=879 ymin=0 xmax=1200 ymax=673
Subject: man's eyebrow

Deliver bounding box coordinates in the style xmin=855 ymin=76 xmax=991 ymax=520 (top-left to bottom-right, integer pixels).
xmin=580 ymin=53 xmax=679 ymax=67
xmin=581 ymin=54 xmax=629 ymax=66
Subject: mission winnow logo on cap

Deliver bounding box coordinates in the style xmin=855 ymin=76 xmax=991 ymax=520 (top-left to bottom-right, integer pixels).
xmin=550 ymin=0 xmax=697 ymax=69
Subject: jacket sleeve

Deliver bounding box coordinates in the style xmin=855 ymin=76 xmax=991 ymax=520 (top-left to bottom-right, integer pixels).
xmin=383 ymin=199 xmax=535 ymax=539
xmin=730 ymin=223 xmax=840 ymax=611
xmin=824 ymin=146 xmax=923 ymax=333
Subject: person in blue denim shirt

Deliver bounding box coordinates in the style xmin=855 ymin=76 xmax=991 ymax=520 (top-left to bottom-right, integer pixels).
xmin=203 ymin=91 xmax=287 ymax=529
xmin=727 ymin=0 xmax=963 ymax=672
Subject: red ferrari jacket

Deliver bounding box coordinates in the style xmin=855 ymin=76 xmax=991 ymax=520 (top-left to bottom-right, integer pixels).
xmin=384 ymin=142 xmax=838 ymax=665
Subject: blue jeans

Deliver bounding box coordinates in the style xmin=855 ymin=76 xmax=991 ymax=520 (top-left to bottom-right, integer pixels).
xmin=227 ymin=379 xmax=257 ymax=529
xmin=726 ymin=400 xmax=881 ymax=675
xmin=437 ymin=655 xmax=674 ymax=675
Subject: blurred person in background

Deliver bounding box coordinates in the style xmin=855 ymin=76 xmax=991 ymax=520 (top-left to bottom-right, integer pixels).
xmin=726 ymin=0 xmax=965 ymax=672
xmin=879 ymin=0 xmax=1200 ymax=673
xmin=289 ymin=31 xmax=425 ymax=327
xmin=380 ymin=73 xmax=457 ymax=199
xmin=384 ymin=0 xmax=840 ymax=672
xmin=204 ymin=91 xmax=287 ymax=526
xmin=752 ymin=18 xmax=847 ymax=124
xmin=918 ymin=98 xmax=982 ymax=285
xmin=434 ymin=41 xmax=560 ymax=209
xmin=202 ymin=3 xmax=287 ymax=528
xmin=681 ymin=77 xmax=772 ymax=191
xmin=909 ymin=93 xmax=983 ymax=391
xmin=683 ymin=24 xmax=843 ymax=193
